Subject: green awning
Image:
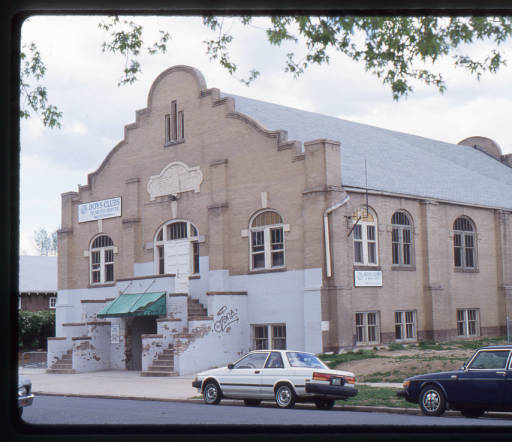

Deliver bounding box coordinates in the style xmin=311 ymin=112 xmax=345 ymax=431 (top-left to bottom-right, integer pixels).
xmin=96 ymin=292 xmax=166 ymax=318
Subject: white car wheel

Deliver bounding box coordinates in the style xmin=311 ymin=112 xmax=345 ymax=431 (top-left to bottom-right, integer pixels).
xmin=275 ymin=384 xmax=296 ymax=409
xmin=203 ymin=381 xmax=221 ymax=405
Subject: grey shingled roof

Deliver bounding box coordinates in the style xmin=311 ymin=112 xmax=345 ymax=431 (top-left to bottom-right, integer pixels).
xmin=223 ymin=93 xmax=512 ymax=210
xmin=19 ymin=256 xmax=57 ymax=293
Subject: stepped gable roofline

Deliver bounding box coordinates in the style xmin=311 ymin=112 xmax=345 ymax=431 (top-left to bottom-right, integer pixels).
xmin=83 ymin=66 xmax=207 ymax=191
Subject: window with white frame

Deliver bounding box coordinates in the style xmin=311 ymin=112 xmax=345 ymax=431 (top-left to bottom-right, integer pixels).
xmin=90 ymin=235 xmax=115 ymax=284
xmin=394 ymin=310 xmax=416 ymax=340
xmin=355 ymin=312 xmax=380 ymax=344
xmin=453 ymin=217 xmax=477 ymax=270
xmin=249 ymin=210 xmax=285 ymax=270
xmin=457 ymin=308 xmax=480 ymax=337
xmin=154 ymin=220 xmax=199 ymax=275
xmin=252 ymin=324 xmax=287 ymax=350
xmin=49 ymin=296 xmax=57 ymax=309
xmin=391 ymin=211 xmax=414 ymax=266
xmin=352 ymin=208 xmax=378 ymax=266
xmin=165 ymin=100 xmax=184 ymax=144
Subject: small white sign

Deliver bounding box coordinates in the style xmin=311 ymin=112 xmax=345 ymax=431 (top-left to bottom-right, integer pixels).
xmin=354 ymin=270 xmax=383 ymax=287
xmin=78 ymin=197 xmax=122 ymax=223
xmin=111 ymin=324 xmax=120 ymax=344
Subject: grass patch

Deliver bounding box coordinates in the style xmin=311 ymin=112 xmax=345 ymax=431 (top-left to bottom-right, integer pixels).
xmin=340 ymin=385 xmax=417 ymax=409
xmin=318 ymin=350 xmax=382 ymax=369
xmin=386 ymin=343 xmax=405 ymax=351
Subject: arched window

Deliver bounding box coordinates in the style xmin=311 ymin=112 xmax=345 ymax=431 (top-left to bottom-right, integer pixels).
xmin=90 ymin=235 xmax=114 ymax=284
xmin=352 ymin=207 xmax=378 ymax=265
xmin=391 ymin=211 xmax=414 ymax=266
xmin=453 ymin=217 xmax=477 ymax=269
xmin=154 ymin=220 xmax=199 ymax=275
xmin=249 ymin=210 xmax=285 ymax=270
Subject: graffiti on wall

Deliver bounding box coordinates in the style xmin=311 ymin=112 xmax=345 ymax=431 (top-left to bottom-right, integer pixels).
xmin=213 ymin=306 xmax=239 ymax=333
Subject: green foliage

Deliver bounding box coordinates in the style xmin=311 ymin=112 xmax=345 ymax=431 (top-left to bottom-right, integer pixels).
xmin=96 ymin=15 xmax=512 ymax=97
xmin=98 ymin=16 xmax=170 ymax=86
xmin=339 ymin=385 xmax=417 ymax=409
xmin=263 ymin=16 xmax=512 ymax=100
xmin=418 ymin=340 xmax=446 ymax=350
xmin=20 ymin=42 xmax=62 ymax=128
xmin=318 ymin=349 xmax=382 ymax=368
xmin=18 ymin=310 xmax=55 ymax=350
xmin=387 ymin=343 xmax=405 ymax=351
xmin=418 ymin=336 xmax=507 ymax=351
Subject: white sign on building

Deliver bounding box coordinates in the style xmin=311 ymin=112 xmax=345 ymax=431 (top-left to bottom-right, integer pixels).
xmin=78 ymin=197 xmax=122 ymax=223
xmin=110 ymin=324 xmax=120 ymax=344
xmin=354 ymin=270 xmax=383 ymax=287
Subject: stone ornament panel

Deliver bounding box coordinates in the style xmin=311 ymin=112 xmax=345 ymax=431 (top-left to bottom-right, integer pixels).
xmin=147 ymin=161 xmax=203 ymax=200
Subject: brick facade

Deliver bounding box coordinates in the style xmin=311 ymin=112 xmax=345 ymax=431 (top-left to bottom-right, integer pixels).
xmin=54 ymin=65 xmax=512 ymax=367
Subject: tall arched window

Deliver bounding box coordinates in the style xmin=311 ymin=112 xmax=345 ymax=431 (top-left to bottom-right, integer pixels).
xmin=391 ymin=211 xmax=414 ymax=266
xmin=249 ymin=210 xmax=285 ymax=270
xmin=453 ymin=217 xmax=477 ymax=269
xmin=352 ymin=207 xmax=378 ymax=266
xmin=154 ymin=220 xmax=199 ymax=275
xmin=90 ymin=235 xmax=115 ymax=284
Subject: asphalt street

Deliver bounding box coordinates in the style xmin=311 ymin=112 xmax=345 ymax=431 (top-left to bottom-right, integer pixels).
xmin=21 ymin=395 xmax=512 ymax=427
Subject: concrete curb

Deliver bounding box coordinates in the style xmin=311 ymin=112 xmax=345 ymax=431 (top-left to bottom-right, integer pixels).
xmin=32 ymin=392 xmax=512 ymax=419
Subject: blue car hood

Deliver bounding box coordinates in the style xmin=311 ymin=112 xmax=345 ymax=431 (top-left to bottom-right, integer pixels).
xmin=406 ymin=369 xmax=463 ymax=381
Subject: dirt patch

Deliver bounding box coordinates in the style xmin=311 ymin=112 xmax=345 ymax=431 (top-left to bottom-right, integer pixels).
xmin=334 ymin=348 xmax=474 ymax=382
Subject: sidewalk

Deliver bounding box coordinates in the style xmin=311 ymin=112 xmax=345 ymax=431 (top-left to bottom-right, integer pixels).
xmin=19 ymin=367 xmax=198 ymax=402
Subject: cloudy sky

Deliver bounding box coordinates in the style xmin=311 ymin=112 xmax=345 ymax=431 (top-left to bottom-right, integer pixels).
xmin=19 ymin=15 xmax=512 ymax=254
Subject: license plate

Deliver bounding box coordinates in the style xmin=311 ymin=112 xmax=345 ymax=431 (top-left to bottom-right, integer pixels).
xmin=331 ymin=378 xmax=342 ymax=386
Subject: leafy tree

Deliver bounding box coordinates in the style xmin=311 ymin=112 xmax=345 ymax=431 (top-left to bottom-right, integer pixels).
xmin=20 ymin=42 xmax=62 ymax=128
xmin=19 ymin=15 xmax=512 ymax=128
xmin=33 ymin=227 xmax=57 ymax=256
xmin=18 ymin=310 xmax=55 ymax=350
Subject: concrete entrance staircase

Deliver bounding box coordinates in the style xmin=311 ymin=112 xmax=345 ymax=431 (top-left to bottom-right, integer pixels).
xmin=187 ymin=297 xmax=208 ymax=319
xmin=46 ymin=349 xmax=76 ymax=374
xmin=141 ymin=343 xmax=177 ymax=377
xmin=140 ymin=297 xmax=209 ymax=377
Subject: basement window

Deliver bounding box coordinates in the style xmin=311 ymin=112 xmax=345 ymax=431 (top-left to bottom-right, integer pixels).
xmin=252 ymin=324 xmax=287 ymax=350
xmin=355 ymin=311 xmax=380 ymax=345
xmin=457 ymin=308 xmax=480 ymax=337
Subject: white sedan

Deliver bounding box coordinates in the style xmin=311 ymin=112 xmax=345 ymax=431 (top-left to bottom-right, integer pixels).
xmin=192 ymin=350 xmax=357 ymax=409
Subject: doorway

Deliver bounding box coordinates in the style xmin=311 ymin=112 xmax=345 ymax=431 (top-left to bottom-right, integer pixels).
xmin=125 ymin=316 xmax=157 ymax=370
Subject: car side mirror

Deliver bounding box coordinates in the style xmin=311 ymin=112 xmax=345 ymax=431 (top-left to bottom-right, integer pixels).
xmin=227 ymin=363 xmax=234 ymax=370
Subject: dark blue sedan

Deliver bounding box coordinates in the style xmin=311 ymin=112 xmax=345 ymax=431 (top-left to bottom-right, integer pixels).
xmin=397 ymin=345 xmax=512 ymax=418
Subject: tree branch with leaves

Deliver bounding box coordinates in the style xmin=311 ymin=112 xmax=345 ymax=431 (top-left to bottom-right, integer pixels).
xmin=19 ymin=15 xmax=512 ymax=129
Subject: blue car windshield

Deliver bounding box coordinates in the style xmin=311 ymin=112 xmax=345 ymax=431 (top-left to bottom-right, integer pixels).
xmin=286 ymin=352 xmax=326 ymax=368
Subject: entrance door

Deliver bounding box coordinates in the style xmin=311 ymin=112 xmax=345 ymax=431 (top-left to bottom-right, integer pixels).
xmin=164 ymin=239 xmax=191 ymax=293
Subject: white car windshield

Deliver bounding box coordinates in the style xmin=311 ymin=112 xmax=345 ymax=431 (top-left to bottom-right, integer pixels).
xmin=286 ymin=352 xmax=326 ymax=368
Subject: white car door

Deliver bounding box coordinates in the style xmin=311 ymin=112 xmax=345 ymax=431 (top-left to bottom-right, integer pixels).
xmin=260 ymin=351 xmax=287 ymax=399
xmin=219 ymin=352 xmax=269 ymax=398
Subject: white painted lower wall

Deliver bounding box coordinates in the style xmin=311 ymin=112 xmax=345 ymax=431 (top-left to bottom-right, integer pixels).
xmin=174 ymin=293 xmax=249 ymax=375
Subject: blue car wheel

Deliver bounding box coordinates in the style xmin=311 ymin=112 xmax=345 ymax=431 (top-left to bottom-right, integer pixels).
xmin=419 ymin=385 xmax=446 ymax=417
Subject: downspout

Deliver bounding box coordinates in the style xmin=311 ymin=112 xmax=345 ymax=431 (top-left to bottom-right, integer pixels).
xmin=323 ymin=195 xmax=350 ymax=278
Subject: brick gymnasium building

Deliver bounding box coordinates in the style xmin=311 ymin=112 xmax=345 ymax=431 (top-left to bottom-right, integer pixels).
xmin=47 ymin=65 xmax=512 ymax=375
